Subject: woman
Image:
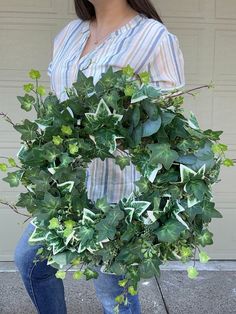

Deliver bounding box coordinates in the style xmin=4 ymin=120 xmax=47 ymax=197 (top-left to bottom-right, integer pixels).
xmin=14 ymin=0 xmax=185 ymax=313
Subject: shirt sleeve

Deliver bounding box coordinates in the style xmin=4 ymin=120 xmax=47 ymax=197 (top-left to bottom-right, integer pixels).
xmin=148 ymin=32 xmax=185 ymax=92
xmin=47 ymin=19 xmax=78 ymax=77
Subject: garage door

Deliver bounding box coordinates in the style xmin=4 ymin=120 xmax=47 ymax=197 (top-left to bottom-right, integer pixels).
xmin=0 ymin=0 xmax=235 ymax=260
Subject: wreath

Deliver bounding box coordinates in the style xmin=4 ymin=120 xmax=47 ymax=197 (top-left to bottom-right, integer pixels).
xmin=0 ymin=66 xmax=234 ymax=313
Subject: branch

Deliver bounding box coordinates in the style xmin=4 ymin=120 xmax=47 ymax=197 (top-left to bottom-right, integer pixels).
xmin=163 ymin=84 xmax=213 ymax=100
xmin=0 ymin=200 xmax=31 ymax=218
xmin=0 ymin=112 xmax=15 ymax=126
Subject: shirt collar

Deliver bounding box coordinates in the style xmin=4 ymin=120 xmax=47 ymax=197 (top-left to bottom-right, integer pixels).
xmin=81 ymin=13 xmax=145 ymax=37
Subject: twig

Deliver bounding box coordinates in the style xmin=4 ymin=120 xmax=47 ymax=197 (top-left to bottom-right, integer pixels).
xmin=0 ymin=200 xmax=31 ymax=218
xmin=164 ymin=84 xmax=212 ymax=100
xmin=0 ymin=112 xmax=15 ymax=126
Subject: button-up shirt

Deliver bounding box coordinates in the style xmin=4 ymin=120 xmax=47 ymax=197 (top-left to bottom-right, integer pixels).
xmin=47 ymin=13 xmax=185 ymax=203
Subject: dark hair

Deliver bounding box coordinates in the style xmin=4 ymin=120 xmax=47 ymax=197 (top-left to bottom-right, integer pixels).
xmin=74 ymin=0 xmax=164 ymax=24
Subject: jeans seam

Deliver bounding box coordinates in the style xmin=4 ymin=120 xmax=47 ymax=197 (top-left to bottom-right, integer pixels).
xmin=28 ymin=262 xmax=41 ymax=314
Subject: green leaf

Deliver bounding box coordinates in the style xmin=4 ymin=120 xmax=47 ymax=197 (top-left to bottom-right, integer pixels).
xmin=14 ymin=119 xmax=38 ymax=141
xmin=0 ymin=163 xmax=8 ymax=172
xmin=199 ymin=251 xmax=210 ymax=263
xmin=78 ymin=226 xmax=94 ymax=247
xmin=55 ymin=270 xmax=66 ymax=280
xmin=131 ymin=105 xmax=140 ymax=127
xmin=197 ymin=229 xmax=213 ymax=247
xmin=29 ymin=170 xmax=51 ymax=192
xmin=134 ymin=176 xmax=150 ymax=193
xmin=95 ymin=220 xmax=116 ymax=242
xmin=187 ymin=266 xmax=199 ymax=279
xmin=94 ymin=129 xmax=123 ymax=154
xmin=73 ymin=270 xmax=83 ymax=280
xmin=118 ymin=278 xmax=128 ymax=287
xmin=34 ymin=192 xmax=61 ymax=221
xmin=188 ymin=111 xmax=200 ymax=129
xmin=132 ymin=122 xmax=143 ymax=146
xmin=147 ymin=143 xmax=179 ymax=170
xmin=184 ymin=179 xmax=210 ymax=202
xmin=48 ymin=217 xmax=60 ymax=230
xmin=154 ymin=218 xmax=186 ymax=242
xmin=223 ymin=158 xmax=234 ymax=167
xmin=17 ymin=94 xmax=35 ymax=112
xmin=83 ymin=267 xmax=99 ymax=280
xmin=8 ymin=158 xmax=17 ymax=167
xmin=2 ymin=170 xmax=24 ymax=187
xmin=139 ymin=258 xmax=161 ymax=278
xmin=105 ymin=208 xmax=125 ymax=226
xmin=15 ymin=192 xmax=36 ymax=213
xmin=115 ymin=155 xmax=131 ymax=170
xmin=120 ymin=224 xmax=138 ymax=242
xmin=142 ymin=117 xmax=161 ymax=137
xmin=95 ymin=196 xmax=110 ymax=213
xmin=52 ymin=251 xmax=78 ymax=267
xmin=142 ymin=101 xmax=159 ymax=120
xmin=201 ymin=200 xmax=223 ymax=222
xmin=128 ymin=286 xmax=138 ymax=296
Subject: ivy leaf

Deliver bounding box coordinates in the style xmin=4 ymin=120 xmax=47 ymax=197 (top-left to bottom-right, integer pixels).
xmin=95 ymin=220 xmax=116 ymax=241
xmin=0 ymin=163 xmax=8 ymax=172
xmin=201 ymin=200 xmax=223 ymax=222
xmin=134 ymin=176 xmax=150 ymax=193
xmin=115 ymin=155 xmax=131 ymax=170
xmin=132 ymin=122 xmax=143 ymax=146
xmin=94 ymin=129 xmax=124 ymax=154
xmin=73 ymin=270 xmax=83 ymax=280
xmin=83 ymin=267 xmax=99 ymax=280
xmin=184 ymin=179 xmax=210 ymax=202
xmin=154 ymin=218 xmax=186 ymax=243
xmin=142 ymin=117 xmax=161 ymax=137
xmin=15 ymin=192 xmax=36 ymax=213
xmin=55 ymin=270 xmax=66 ymax=280
xmin=34 ymin=192 xmax=61 ymax=221
xmin=82 ymin=208 xmax=97 ymax=225
xmin=29 ymin=170 xmax=51 ymax=192
xmin=197 ymin=229 xmax=213 ymax=247
xmin=131 ymin=105 xmax=140 ymax=127
xmin=17 ymin=94 xmax=35 ymax=112
xmin=142 ymin=101 xmax=159 ymax=120
xmin=147 ymin=143 xmax=179 ymax=170
xmin=105 ymin=208 xmax=125 ymax=226
xmin=95 ymin=208 xmax=124 ymax=241
xmin=52 ymin=251 xmax=78 ymax=268
xmin=187 ymin=266 xmax=199 ymax=279
xmin=14 ymin=119 xmax=38 ymax=141
xmin=188 ymin=111 xmax=200 ymax=129
xmin=95 ymin=196 xmax=110 ymax=213
xmin=2 ymin=170 xmax=24 ymax=187
xmin=199 ymin=251 xmax=210 ymax=263
xmin=78 ymin=226 xmax=94 ymax=247
xmin=131 ymin=90 xmax=148 ymax=103
xmin=85 ymin=98 xmax=122 ymax=125
xmin=203 ymin=129 xmax=223 ymax=141
xmin=120 ymin=224 xmax=138 ymax=242
xmin=139 ymin=258 xmax=161 ymax=278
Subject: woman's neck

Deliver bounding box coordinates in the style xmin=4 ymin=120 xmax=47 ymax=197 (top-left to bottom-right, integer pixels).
xmin=90 ymin=0 xmax=138 ymax=33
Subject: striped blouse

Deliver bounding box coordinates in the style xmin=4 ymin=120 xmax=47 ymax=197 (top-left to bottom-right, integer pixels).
xmin=47 ymin=13 xmax=185 ymax=204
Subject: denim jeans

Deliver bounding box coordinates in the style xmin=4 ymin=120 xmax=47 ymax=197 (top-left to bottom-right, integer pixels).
xmin=14 ymin=222 xmax=142 ymax=314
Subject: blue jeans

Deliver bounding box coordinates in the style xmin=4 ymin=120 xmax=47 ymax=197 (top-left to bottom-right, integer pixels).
xmin=14 ymin=222 xmax=141 ymax=314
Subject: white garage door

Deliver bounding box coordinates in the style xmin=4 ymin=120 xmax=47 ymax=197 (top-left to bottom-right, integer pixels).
xmin=0 ymin=0 xmax=235 ymax=260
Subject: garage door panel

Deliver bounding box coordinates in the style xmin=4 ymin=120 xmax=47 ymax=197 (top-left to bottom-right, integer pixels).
xmin=216 ymin=0 xmax=236 ymax=19
xmin=214 ymin=29 xmax=236 ymax=83
xmin=205 ymin=208 xmax=236 ymax=259
xmin=157 ymin=0 xmax=205 ymax=18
